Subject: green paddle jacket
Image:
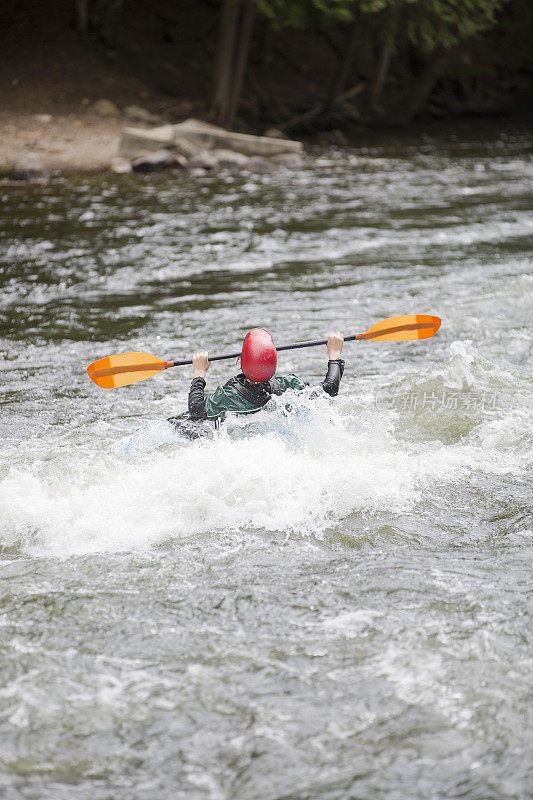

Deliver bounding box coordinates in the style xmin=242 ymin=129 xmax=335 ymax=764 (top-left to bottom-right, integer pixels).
xmin=203 ymin=373 xmax=306 ymax=422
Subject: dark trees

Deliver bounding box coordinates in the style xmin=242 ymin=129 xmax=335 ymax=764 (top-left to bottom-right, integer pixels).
xmin=211 ymin=0 xmax=256 ymax=127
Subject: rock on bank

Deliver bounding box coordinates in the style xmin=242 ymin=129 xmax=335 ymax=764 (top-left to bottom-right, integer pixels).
xmin=118 ymin=118 xmax=304 ymax=174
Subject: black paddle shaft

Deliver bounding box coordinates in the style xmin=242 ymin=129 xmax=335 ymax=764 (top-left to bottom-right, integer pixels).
xmin=171 ymin=335 xmax=358 ymax=368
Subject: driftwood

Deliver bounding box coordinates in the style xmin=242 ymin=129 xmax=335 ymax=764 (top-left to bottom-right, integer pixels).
xmin=277 ymin=105 xmax=325 ymax=133
xmin=277 ymin=81 xmax=365 ymax=133
xmin=337 ymin=81 xmax=365 ymax=104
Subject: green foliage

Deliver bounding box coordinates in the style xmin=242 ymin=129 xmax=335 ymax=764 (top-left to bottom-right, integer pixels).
xmin=251 ymin=0 xmax=506 ymax=49
xmin=249 ymin=0 xmax=355 ymax=29
xmin=359 ymin=0 xmax=400 ymax=12
xmin=353 ymin=0 xmax=506 ymax=51
xmin=404 ymin=0 xmax=506 ymax=52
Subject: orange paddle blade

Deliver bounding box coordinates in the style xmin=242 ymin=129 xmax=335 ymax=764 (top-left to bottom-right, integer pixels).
xmin=358 ymin=314 xmax=441 ymax=341
xmin=87 ymin=352 xmax=171 ymax=389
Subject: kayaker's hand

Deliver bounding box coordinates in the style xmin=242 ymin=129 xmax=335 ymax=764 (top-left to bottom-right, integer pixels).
xmin=327 ymin=332 xmax=344 ymax=360
xmin=193 ymin=351 xmax=210 ymax=379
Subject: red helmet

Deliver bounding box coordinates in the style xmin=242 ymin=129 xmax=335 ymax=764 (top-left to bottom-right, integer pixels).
xmin=241 ymin=328 xmax=277 ymax=382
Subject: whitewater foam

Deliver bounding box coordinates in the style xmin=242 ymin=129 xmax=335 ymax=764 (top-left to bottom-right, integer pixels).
xmin=1 ymin=345 xmax=530 ymax=557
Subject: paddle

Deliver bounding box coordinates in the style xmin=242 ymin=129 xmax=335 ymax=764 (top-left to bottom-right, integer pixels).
xmin=87 ymin=314 xmax=441 ymax=389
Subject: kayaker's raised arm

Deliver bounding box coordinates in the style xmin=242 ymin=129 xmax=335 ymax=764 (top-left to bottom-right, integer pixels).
xmin=188 ymin=351 xmax=209 ymax=419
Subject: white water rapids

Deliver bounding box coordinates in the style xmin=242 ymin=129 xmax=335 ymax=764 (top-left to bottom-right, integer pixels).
xmin=1 ymin=124 xmax=532 ymax=799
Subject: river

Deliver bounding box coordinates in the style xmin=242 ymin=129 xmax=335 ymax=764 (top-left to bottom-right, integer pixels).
xmin=1 ymin=122 xmax=532 ymax=799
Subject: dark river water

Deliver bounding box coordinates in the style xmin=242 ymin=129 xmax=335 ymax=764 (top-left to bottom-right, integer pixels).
xmin=1 ymin=124 xmax=532 ymax=799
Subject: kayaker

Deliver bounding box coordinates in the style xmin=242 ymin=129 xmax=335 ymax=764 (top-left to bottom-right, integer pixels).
xmin=168 ymin=328 xmax=344 ymax=437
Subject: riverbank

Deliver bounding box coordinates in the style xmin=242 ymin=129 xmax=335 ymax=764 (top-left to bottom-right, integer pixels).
xmin=0 ymin=35 xmax=199 ymax=177
xmin=4 ymin=104 xmax=533 ymax=181
xmin=0 ymin=109 xmax=124 ymax=174
xmin=0 ymin=110 xmax=305 ymax=179
xmin=2 ymin=25 xmax=531 ymax=180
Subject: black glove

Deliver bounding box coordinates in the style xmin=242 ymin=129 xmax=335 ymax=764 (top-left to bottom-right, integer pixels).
xmin=322 ymin=359 xmax=345 ymax=397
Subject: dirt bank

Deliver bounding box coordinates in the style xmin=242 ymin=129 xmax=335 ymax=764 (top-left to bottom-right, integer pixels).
xmin=0 ymin=109 xmax=125 ymax=172
xmin=0 ymin=34 xmax=198 ymax=174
